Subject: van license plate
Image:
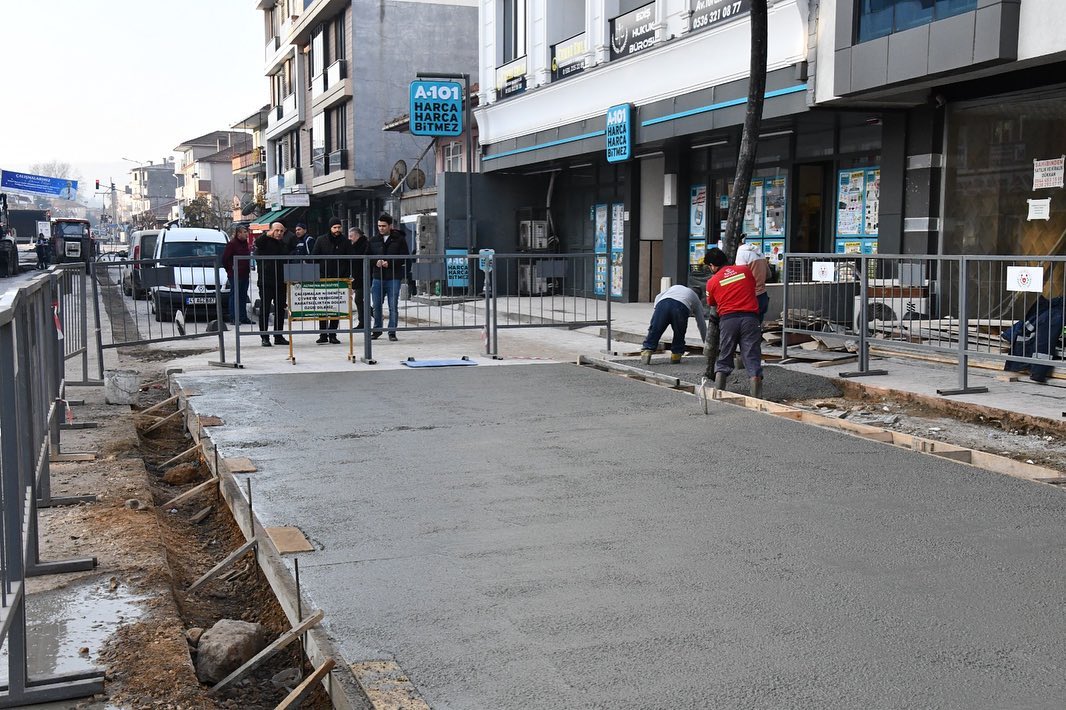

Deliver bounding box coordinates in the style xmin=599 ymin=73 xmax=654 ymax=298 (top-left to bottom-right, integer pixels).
xmin=185 ymin=297 xmax=215 ymax=305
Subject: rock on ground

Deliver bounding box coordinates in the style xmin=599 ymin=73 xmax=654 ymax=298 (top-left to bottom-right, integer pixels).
xmin=163 ymin=462 xmax=201 ymax=486
xmin=194 ymin=619 xmax=266 ymax=684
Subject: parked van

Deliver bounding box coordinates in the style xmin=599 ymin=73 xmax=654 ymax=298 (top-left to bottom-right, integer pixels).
xmin=121 ymin=229 xmax=160 ymax=299
xmin=149 ymin=227 xmax=230 ymax=322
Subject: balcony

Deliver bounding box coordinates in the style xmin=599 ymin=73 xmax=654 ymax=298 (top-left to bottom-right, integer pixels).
xmin=328 ymin=149 xmax=347 ymax=173
xmin=326 ymin=59 xmax=345 ymax=88
xmin=264 ymin=35 xmax=279 ymax=62
xmin=311 ymin=59 xmax=351 ymax=111
xmin=232 ymin=147 xmax=266 ymax=173
xmin=283 ymin=167 xmax=301 ymax=187
xmin=266 ymin=92 xmax=301 ymax=138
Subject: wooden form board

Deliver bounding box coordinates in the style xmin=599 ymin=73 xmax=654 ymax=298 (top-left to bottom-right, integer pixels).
xmin=266 ymin=527 xmax=314 ymax=554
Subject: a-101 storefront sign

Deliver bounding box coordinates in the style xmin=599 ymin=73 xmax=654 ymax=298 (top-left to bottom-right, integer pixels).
xmin=610 ymin=3 xmax=660 ymax=61
xmin=605 ymin=104 xmax=632 ymax=163
xmin=495 ymin=57 xmax=528 ymax=99
xmin=551 ymin=33 xmax=587 ymax=81
xmin=690 ymin=0 xmax=750 ymax=32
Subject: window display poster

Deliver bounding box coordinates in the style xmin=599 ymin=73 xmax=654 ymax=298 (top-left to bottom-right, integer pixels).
xmin=763 ymin=177 xmax=786 ymax=237
xmin=594 ymin=255 xmax=607 ymax=295
xmin=689 ymin=240 xmax=706 ymax=272
xmin=743 ymin=180 xmax=764 ymax=236
xmin=1033 ymin=156 xmax=1065 ymax=190
xmin=690 ymin=184 xmax=707 ymax=238
xmin=836 ymin=169 xmax=865 ymax=237
xmin=611 ymin=203 xmax=625 ymax=250
xmin=835 ymin=240 xmax=862 ymax=254
xmin=610 ymin=252 xmax=624 ymax=298
xmin=862 ymin=239 xmax=878 ymax=255
xmin=594 ymin=203 xmax=608 ymax=253
xmin=764 ymin=240 xmax=785 ymax=264
xmin=864 ymin=168 xmax=880 ymax=236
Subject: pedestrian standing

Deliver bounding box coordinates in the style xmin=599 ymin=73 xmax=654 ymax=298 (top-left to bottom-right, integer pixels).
xmin=639 ymin=284 xmax=707 ymax=365
xmin=292 ymin=222 xmax=316 ymax=257
xmin=735 ymin=236 xmax=770 ymax=322
xmin=222 ymin=225 xmax=253 ymax=324
xmin=369 ymin=213 xmax=410 ymax=341
xmin=35 ymin=232 xmax=48 ymax=269
xmin=311 ymin=218 xmax=350 ymax=344
xmin=255 ymin=221 xmax=291 ymax=347
xmin=348 ymin=227 xmax=369 ymax=330
xmin=704 ymin=247 xmax=763 ymax=397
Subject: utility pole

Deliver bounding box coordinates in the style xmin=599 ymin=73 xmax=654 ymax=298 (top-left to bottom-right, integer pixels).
xmin=110 ymin=178 xmax=118 ymax=238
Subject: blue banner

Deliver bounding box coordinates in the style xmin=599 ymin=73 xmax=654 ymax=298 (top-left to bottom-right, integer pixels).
xmin=445 ymin=249 xmax=470 ymax=287
xmin=410 ymin=81 xmax=463 ymax=137
xmin=1 ymin=170 xmax=79 ymax=199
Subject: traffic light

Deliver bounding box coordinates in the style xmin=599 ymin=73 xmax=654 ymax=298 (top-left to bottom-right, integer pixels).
xmin=95 ymin=179 xmax=100 ymax=190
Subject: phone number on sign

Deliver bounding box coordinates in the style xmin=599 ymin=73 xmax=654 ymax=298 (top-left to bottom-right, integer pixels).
xmin=693 ymin=1 xmax=744 ymax=29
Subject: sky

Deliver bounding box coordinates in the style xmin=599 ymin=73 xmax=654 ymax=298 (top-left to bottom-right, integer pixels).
xmin=1 ymin=1 xmax=264 ymax=205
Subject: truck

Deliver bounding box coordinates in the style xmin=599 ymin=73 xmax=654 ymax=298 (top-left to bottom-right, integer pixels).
xmin=5 ymin=209 xmax=50 ymax=245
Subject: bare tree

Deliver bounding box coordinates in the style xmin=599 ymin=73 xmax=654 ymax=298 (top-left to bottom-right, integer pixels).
xmin=721 ymin=0 xmax=768 ymax=264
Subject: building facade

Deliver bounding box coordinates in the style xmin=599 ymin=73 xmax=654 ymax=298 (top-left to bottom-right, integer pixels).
xmin=171 ymin=131 xmax=253 ymax=221
xmin=472 ymin=0 xmax=1066 ymax=302
xmin=231 ymin=107 xmax=270 ymax=222
xmin=129 ymin=160 xmax=178 ymax=227
xmin=257 ymin=0 xmax=478 ymax=236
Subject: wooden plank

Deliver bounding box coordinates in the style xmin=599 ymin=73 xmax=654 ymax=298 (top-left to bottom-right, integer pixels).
xmin=274 ymin=658 xmax=336 ymax=710
xmin=932 ymin=449 xmax=973 ymax=463
xmin=50 ymin=453 xmax=96 ymax=463
xmin=210 ymin=610 xmax=324 ymax=694
xmin=266 ymin=527 xmax=314 ymax=554
xmin=198 ymin=415 xmax=225 ymax=427
xmin=142 ymin=407 xmax=184 ymax=435
xmin=188 ymin=538 xmax=257 ymax=593
xmin=138 ymin=394 xmax=180 ymax=417
xmin=224 ymin=457 xmax=257 ymax=474
xmin=161 ymin=477 xmax=218 ymax=509
xmin=812 ymin=356 xmax=857 ymax=368
xmin=350 ymin=660 xmax=432 ymax=710
xmin=160 ymin=443 xmax=201 ymax=469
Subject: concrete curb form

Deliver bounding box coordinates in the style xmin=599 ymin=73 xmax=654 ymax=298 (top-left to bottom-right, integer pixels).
xmin=173 ymin=381 xmax=377 ymax=710
xmin=580 ymin=356 xmax=1066 ymax=488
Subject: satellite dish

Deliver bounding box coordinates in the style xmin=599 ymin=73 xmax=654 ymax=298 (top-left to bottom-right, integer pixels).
xmin=405 ymin=168 xmax=426 ymax=191
xmin=388 ymin=160 xmax=408 ymax=188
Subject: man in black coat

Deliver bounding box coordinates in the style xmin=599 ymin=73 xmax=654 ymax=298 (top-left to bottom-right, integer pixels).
xmin=311 ymin=218 xmax=350 ymax=344
xmin=348 ymin=227 xmax=369 ymax=330
xmin=254 ymin=222 xmax=292 ymax=346
xmin=369 ymin=212 xmax=410 ymax=341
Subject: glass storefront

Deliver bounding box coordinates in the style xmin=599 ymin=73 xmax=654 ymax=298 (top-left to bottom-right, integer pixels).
xmin=943 ymin=89 xmax=1066 ymax=255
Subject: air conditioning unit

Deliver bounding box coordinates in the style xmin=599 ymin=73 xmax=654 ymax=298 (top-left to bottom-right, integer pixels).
xmin=853 ymin=295 xmax=931 ymax=332
xmin=518 ymin=219 xmax=548 ymax=251
xmin=518 ymin=263 xmax=549 ymax=295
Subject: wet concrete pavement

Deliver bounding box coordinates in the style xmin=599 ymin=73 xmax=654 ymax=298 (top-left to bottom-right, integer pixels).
xmin=179 ymin=363 xmax=1066 ymax=709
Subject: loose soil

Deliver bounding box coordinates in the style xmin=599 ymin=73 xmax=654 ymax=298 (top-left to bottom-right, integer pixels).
xmin=38 ymin=365 xmax=331 ymax=708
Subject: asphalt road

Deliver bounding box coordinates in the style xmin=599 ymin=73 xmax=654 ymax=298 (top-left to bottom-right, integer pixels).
xmin=180 ymin=363 xmax=1066 ymax=709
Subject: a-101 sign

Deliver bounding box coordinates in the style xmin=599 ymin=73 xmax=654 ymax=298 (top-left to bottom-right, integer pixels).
xmin=410 ymin=80 xmax=463 ymax=137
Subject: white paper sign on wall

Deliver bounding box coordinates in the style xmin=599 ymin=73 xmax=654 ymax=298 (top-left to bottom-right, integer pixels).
xmin=1033 ymin=156 xmax=1065 ymax=190
xmin=1027 ymin=198 xmax=1052 ymax=221
xmin=812 ymin=262 xmax=836 ymax=282
xmin=1006 ymin=266 xmax=1044 ymax=293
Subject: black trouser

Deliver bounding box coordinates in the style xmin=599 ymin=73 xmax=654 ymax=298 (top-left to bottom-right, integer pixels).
xmin=353 ymin=287 xmax=364 ymax=328
xmin=259 ymin=282 xmax=286 ymax=336
xmin=319 ymin=319 xmax=339 ymax=336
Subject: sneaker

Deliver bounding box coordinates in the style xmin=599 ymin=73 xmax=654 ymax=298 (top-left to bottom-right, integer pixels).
xmin=371 ymin=331 xmax=382 ymax=340
xmin=670 ymin=353 xmax=682 ymax=364
xmin=316 ymin=335 xmax=329 ymax=344
xmin=261 ymin=337 xmax=272 ymax=347
xmin=274 ymin=335 xmax=289 ymax=345
xmin=328 ymin=335 xmax=341 ymax=344
xmin=388 ymin=333 xmax=398 ymax=342
xmin=640 ymin=349 xmax=652 ymax=365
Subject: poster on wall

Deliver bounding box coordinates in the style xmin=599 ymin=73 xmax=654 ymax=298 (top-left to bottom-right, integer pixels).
xmin=690 ymin=184 xmax=707 ymax=238
xmin=864 ymin=169 xmax=880 ymax=236
xmin=594 ymin=256 xmax=607 ymax=295
xmin=594 ymin=203 xmax=608 ymax=253
xmin=689 ymin=240 xmax=706 ymax=272
xmin=763 ymin=178 xmax=786 ymax=237
xmin=764 ymin=240 xmax=785 ymax=265
xmin=610 ymin=252 xmax=624 ymax=298
xmin=743 ymin=180 xmax=764 ymax=236
xmin=836 ymin=170 xmax=865 ymax=237
xmin=611 ymin=203 xmax=625 ymax=250
xmin=1033 ymin=156 xmax=1065 ymax=190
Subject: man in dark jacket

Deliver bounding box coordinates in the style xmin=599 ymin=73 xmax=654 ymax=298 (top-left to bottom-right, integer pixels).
xmin=348 ymin=227 xmax=369 ymax=330
xmin=291 ymin=222 xmax=316 ymax=257
xmin=221 ymin=225 xmax=253 ymax=324
xmin=369 ymin=212 xmax=410 ymax=340
xmin=311 ymin=218 xmax=350 ymax=344
xmin=254 ymin=221 xmax=291 ymax=347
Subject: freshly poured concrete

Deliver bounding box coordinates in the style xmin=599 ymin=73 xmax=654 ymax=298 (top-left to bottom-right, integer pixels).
xmin=178 ymin=364 xmax=1066 ymax=709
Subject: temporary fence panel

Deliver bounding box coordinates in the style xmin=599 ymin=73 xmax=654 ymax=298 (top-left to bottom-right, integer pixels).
xmin=0 ymin=274 xmax=104 ymax=705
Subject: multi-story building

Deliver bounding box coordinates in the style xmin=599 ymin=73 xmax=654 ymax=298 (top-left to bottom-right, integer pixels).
xmin=473 ymin=0 xmax=1066 ymax=302
xmin=129 ymin=159 xmax=178 ymax=227
xmin=257 ymin=0 xmax=478 ymax=235
xmin=230 ymin=106 xmax=270 ymax=222
xmin=171 ymin=131 xmax=253 ymax=221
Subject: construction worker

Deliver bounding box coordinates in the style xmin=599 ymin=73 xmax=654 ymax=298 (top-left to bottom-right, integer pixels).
xmin=639 ymin=284 xmax=707 ymax=365
xmin=704 ymin=247 xmax=763 ymax=398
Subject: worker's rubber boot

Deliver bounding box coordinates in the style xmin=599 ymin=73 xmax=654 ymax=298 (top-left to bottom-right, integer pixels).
xmin=640 ymin=349 xmax=652 ymax=366
xmin=750 ymin=376 xmax=763 ymax=399
xmin=670 ymin=353 xmax=682 ymax=364
xmin=713 ymin=372 xmax=727 ymax=392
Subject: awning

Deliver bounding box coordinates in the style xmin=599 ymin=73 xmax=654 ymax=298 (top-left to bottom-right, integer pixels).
xmin=250 ymin=207 xmax=298 ymax=230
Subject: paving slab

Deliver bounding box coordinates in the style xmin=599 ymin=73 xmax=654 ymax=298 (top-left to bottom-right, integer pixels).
xmin=177 ymin=363 xmax=1066 ymax=709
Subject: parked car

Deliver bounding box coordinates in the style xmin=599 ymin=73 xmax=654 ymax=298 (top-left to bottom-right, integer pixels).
xmin=149 ymin=227 xmax=230 ymax=322
xmin=121 ymin=230 xmax=160 ymax=299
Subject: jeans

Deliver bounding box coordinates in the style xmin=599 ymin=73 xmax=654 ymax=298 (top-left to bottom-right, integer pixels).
xmin=642 ymin=298 xmax=690 ymax=354
xmin=232 ymin=276 xmax=250 ymax=323
xmin=716 ymin=314 xmax=762 ymax=377
xmin=371 ymin=278 xmax=401 ymax=334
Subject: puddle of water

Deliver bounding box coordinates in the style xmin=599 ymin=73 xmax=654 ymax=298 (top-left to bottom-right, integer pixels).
xmin=0 ymin=578 xmax=146 ymax=683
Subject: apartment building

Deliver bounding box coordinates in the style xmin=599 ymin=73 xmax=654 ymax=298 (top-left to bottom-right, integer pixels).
xmin=257 ymin=0 xmax=477 ymax=235
xmin=128 ymin=160 xmax=178 ymax=226
xmin=472 ymin=0 xmax=1066 ymax=302
xmin=171 ymin=131 xmax=253 ymax=221
xmin=230 ymin=106 xmax=270 ymax=221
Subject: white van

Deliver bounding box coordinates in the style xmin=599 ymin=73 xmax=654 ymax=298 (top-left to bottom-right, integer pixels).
xmin=149 ymin=227 xmax=230 ymax=322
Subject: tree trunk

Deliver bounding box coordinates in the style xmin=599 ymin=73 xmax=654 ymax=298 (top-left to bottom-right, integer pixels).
xmin=722 ymin=0 xmax=769 ymax=264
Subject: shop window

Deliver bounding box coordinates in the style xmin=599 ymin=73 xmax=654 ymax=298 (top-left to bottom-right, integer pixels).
xmin=839 ymin=124 xmax=881 ymax=154
xmin=501 ymin=0 xmax=527 ymax=63
xmin=944 ymin=92 xmax=1066 ymax=256
xmin=857 ymin=0 xmax=977 ymax=44
xmin=443 ymin=141 xmax=463 ymax=172
xmin=796 ymin=129 xmax=835 ymax=159
xmin=755 ymin=136 xmax=792 ymax=165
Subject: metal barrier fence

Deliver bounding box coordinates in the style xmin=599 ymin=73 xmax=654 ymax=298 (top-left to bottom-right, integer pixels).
xmin=229 ymin=252 xmax=609 ymax=365
xmin=783 ymin=253 xmax=1066 ymax=395
xmin=54 ymin=263 xmax=102 ymax=385
xmin=0 ymin=271 xmax=104 ymax=705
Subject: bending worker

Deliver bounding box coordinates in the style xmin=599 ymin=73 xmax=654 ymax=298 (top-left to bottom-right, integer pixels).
xmin=704 ymin=247 xmax=763 ymax=398
xmin=640 ymin=284 xmax=707 ymax=365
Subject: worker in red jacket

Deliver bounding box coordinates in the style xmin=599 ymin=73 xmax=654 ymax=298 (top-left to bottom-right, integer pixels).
xmin=704 ymin=247 xmax=763 ymax=397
